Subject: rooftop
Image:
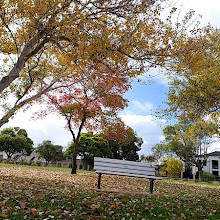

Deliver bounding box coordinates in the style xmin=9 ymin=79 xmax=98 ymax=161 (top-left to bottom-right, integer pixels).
xmin=208 ymin=151 xmax=220 ymax=156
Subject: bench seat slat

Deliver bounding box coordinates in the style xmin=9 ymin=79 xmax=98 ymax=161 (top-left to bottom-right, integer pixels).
xmin=94 ymin=166 xmax=155 ymax=176
xmin=94 ymin=162 xmax=155 ymax=172
xmin=95 ymin=170 xmax=162 ymax=180
xmin=94 ymin=157 xmax=154 ymax=168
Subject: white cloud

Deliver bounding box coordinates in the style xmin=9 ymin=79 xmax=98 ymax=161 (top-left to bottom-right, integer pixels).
xmin=125 ymin=101 xmax=154 ymax=115
xmin=209 ymin=137 xmax=220 ymax=152
xmin=1 ymin=106 xmax=167 ymax=156
xmin=121 ymin=114 xmax=166 ymax=155
xmin=176 ymin=0 xmax=220 ymax=28
xmin=137 ymin=67 xmax=170 ymax=86
xmin=1 ymin=107 xmax=73 ymax=149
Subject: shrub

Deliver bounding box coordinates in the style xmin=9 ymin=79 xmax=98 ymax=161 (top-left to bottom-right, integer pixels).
xmin=3 ymin=159 xmax=15 ymax=164
xmin=203 ymin=172 xmax=216 ymax=182
xmin=36 ymin=161 xmax=42 ymax=166
xmin=17 ymin=159 xmax=29 ymax=165
xmin=166 ymin=157 xmax=183 ymax=178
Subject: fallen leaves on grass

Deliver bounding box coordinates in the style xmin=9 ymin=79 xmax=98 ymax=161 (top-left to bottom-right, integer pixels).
xmin=0 ymin=166 xmax=219 ymax=219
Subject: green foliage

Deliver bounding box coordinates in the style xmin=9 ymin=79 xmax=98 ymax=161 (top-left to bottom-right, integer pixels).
xmin=0 ymin=127 xmax=33 ymax=159
xmin=66 ymin=132 xmax=112 ymax=168
xmin=16 ymin=159 xmax=29 ymax=166
xmin=153 ymin=119 xmax=218 ymax=162
xmin=203 ymin=172 xmax=216 ymax=182
xmin=108 ymin=133 xmax=143 ymax=161
xmin=65 ymin=130 xmax=143 ymax=170
xmin=36 ymin=140 xmax=64 ymax=166
xmin=153 ymin=119 xmax=219 ymax=181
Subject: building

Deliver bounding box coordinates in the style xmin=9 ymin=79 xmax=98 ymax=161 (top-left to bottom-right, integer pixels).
xmin=0 ymin=151 xmax=7 ymax=161
xmin=56 ymin=157 xmax=84 ymax=169
xmin=203 ymin=151 xmax=220 ymax=176
xmin=0 ymin=151 xmax=44 ymax=165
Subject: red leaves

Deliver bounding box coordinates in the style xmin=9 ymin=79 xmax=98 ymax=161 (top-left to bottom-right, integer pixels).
xmin=42 ymin=65 xmax=130 ymax=135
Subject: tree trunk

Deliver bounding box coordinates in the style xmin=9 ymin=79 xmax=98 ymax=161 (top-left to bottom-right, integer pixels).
xmin=71 ymin=143 xmax=78 ymax=174
xmin=70 ymin=109 xmax=86 ymax=174
xmin=84 ymin=161 xmax=88 ymax=170
xmin=197 ymin=159 xmax=204 ymax=182
xmin=198 ymin=169 xmax=203 ymax=182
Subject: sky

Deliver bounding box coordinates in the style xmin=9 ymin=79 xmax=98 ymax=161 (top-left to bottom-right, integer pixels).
xmin=1 ymin=0 xmax=220 ymax=155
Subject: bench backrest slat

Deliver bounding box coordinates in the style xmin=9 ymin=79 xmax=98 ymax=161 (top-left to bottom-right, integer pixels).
xmin=94 ymin=157 xmax=156 ymax=176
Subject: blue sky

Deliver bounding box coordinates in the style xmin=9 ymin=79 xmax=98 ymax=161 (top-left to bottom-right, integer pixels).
xmin=1 ymin=0 xmax=220 ymax=155
xmin=119 ymin=0 xmax=220 ymax=154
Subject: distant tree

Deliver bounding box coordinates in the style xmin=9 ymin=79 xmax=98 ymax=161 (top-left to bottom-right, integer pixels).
xmin=66 ymin=132 xmax=112 ymax=169
xmin=101 ymin=118 xmax=136 ymax=147
xmin=43 ymin=63 xmax=130 ymax=174
xmin=153 ymin=119 xmax=219 ymax=181
xmin=36 ymin=140 xmax=64 ymax=166
xmin=107 ymin=131 xmax=143 ymax=161
xmin=0 ymin=127 xmax=33 ymax=159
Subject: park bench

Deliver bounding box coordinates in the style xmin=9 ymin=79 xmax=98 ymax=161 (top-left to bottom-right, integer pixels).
xmin=94 ymin=157 xmax=162 ymax=194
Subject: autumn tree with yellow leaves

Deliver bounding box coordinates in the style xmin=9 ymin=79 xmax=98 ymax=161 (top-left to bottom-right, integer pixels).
xmin=166 ymin=28 xmax=220 ymax=120
xmin=0 ymin=0 xmax=197 ymax=127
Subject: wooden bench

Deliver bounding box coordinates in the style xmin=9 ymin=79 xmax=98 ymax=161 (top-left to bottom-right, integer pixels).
xmin=94 ymin=157 xmax=162 ymax=194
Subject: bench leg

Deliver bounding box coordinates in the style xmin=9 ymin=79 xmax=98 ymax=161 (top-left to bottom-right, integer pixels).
xmin=149 ymin=179 xmax=154 ymax=194
xmin=98 ymin=173 xmax=102 ymax=189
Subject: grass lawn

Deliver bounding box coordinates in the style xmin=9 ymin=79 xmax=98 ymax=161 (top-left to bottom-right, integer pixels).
xmin=0 ymin=164 xmax=220 ymax=219
xmin=166 ymin=178 xmax=220 ymax=187
xmin=0 ymin=163 xmax=92 ymax=173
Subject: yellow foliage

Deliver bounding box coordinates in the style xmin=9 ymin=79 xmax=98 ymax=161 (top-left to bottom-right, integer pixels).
xmin=166 ymin=157 xmax=183 ymax=178
xmin=0 ymin=0 xmax=203 ymax=126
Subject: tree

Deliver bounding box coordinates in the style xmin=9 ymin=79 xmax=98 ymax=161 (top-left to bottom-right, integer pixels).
xmin=165 ymin=29 xmax=220 ymax=120
xmin=0 ymin=127 xmax=33 ymax=159
xmin=104 ymin=125 xmax=143 ymax=161
xmin=101 ymin=117 xmax=136 ymax=147
xmin=153 ymin=119 xmax=219 ymax=181
xmin=0 ymin=0 xmax=197 ymax=127
xmin=66 ymin=132 xmax=112 ymax=169
xmin=108 ymin=138 xmax=142 ymax=161
xmin=36 ymin=140 xmax=64 ymax=166
xmin=0 ymin=59 xmax=71 ymax=127
xmin=40 ymin=63 xmax=130 ymax=174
